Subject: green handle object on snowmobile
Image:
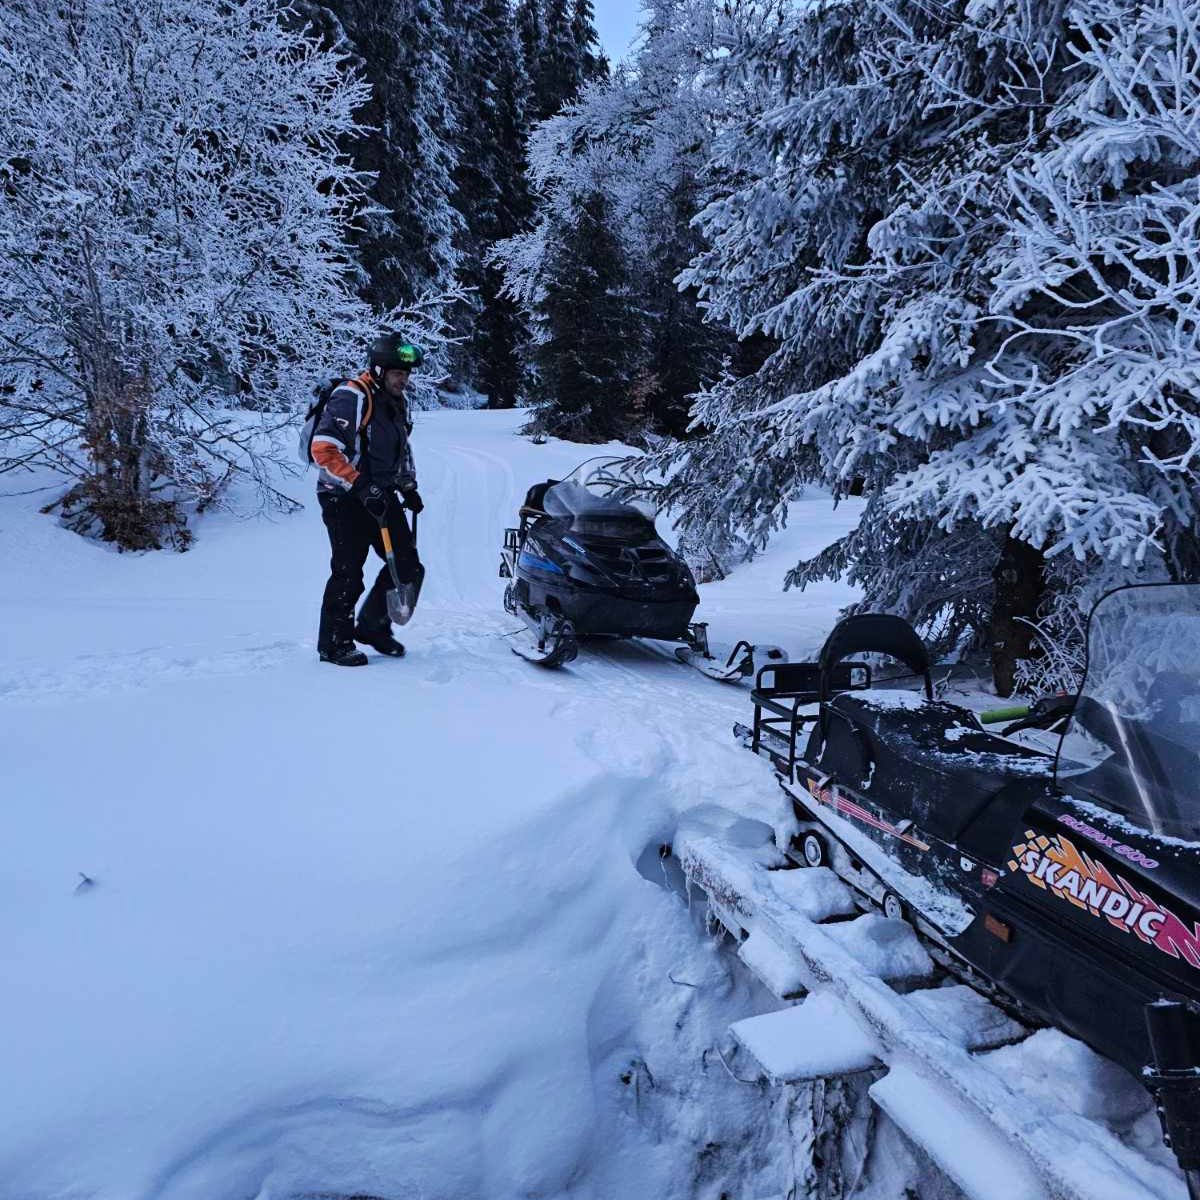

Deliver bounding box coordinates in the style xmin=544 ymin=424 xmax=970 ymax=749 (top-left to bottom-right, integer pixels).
xmin=979 ymin=704 xmax=1030 ymax=724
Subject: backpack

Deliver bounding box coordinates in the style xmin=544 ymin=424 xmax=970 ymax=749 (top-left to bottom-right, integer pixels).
xmin=298 ymin=375 xmax=373 ymax=468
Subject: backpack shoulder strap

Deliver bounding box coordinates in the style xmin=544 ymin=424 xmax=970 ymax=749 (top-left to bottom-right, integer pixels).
xmin=345 ymin=371 xmax=375 ymax=461
xmin=354 ymin=372 xmax=375 ymax=432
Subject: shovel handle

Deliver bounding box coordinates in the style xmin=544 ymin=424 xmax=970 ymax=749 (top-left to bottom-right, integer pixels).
xmin=380 ymin=525 xmax=394 ymax=555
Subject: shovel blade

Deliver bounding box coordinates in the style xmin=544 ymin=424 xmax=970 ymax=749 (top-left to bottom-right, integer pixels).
xmin=386 ymin=583 xmax=417 ymax=626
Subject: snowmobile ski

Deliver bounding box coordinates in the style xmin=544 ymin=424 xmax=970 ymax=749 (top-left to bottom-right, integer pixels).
xmin=506 ymin=593 xmax=578 ymax=667
xmin=676 ymin=635 xmax=789 ymax=682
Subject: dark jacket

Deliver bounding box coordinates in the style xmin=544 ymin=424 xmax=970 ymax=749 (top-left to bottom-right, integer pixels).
xmin=310 ymin=372 xmax=417 ymax=496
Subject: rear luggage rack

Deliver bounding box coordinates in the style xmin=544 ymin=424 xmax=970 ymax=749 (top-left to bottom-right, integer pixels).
xmin=742 ymin=661 xmax=871 ymax=776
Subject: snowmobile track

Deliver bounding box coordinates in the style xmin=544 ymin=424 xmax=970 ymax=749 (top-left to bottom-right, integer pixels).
xmin=672 ymin=816 xmax=1187 ymax=1200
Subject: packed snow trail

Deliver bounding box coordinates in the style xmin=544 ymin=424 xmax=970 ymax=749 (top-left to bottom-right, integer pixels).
xmin=0 ymin=409 xmax=863 ymax=1200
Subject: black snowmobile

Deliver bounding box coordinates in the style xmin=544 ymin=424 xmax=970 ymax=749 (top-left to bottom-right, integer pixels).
xmin=500 ymin=457 xmax=778 ymax=677
xmin=737 ymin=584 xmax=1200 ymax=1190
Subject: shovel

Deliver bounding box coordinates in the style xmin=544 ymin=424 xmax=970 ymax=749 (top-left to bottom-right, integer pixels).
xmin=379 ymin=510 xmax=423 ymax=626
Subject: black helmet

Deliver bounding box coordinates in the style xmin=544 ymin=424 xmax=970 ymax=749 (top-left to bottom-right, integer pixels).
xmin=369 ymin=333 xmax=426 ymax=380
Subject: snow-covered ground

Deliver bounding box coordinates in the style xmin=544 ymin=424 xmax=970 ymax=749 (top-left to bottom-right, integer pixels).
xmin=0 ymin=408 xmax=865 ymax=1200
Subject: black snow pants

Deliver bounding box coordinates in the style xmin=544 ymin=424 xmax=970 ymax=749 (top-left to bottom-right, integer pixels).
xmin=317 ymin=490 xmax=422 ymax=653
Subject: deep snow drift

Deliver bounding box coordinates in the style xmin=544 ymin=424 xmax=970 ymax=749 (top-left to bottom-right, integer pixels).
xmin=0 ymin=408 xmax=866 ymax=1200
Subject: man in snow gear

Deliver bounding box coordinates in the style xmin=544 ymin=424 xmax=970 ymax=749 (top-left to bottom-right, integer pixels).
xmin=312 ymin=335 xmax=426 ymax=666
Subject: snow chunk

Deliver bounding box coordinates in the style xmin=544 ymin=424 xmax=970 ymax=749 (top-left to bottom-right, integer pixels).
xmin=822 ymin=913 xmax=933 ymax=983
xmin=731 ymin=990 xmax=881 ymax=1082
xmin=765 ymin=866 xmax=858 ymax=922
xmin=944 ymin=724 xmax=977 ymax=742
xmin=739 ymin=929 xmax=811 ymax=999
xmin=982 ymin=1028 xmax=1149 ymax=1125
xmin=856 ymin=688 xmax=929 ymax=711
xmin=906 ymin=985 xmax=1025 ymax=1051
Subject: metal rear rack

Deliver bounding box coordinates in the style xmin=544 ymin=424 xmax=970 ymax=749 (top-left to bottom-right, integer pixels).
xmin=742 ymin=661 xmax=871 ymax=776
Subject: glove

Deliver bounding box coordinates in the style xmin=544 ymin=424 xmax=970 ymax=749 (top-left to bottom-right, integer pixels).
xmin=402 ymin=487 xmax=424 ymax=515
xmin=352 ymin=476 xmax=389 ymax=521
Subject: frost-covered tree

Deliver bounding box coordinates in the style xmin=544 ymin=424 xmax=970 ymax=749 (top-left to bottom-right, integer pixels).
xmin=983 ymin=0 xmax=1200 ymax=583
xmin=657 ymin=0 xmax=1132 ymax=691
xmin=492 ymin=0 xmax=735 ymax=440
xmin=657 ymin=0 xmax=1200 ymax=690
xmin=493 ymin=91 xmax=654 ymax=438
xmin=620 ymin=0 xmax=732 ymax=436
xmin=492 ymin=87 xmax=645 ymax=437
xmin=526 ymin=186 xmax=645 ymax=440
xmin=0 ymin=0 xmax=387 ymax=549
xmin=323 ymin=0 xmax=461 ymax=306
xmin=445 ymin=0 xmax=532 ymax=406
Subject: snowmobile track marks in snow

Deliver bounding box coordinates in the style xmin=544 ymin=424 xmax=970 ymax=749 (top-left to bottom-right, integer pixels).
xmin=671 ymin=818 xmax=1186 ymax=1200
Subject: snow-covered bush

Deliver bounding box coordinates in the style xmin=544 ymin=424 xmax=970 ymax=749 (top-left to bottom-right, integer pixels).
xmin=0 ymin=0 xmax=376 ymax=548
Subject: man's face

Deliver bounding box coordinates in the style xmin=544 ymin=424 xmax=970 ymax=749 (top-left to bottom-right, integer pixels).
xmin=382 ymin=367 xmax=410 ymax=396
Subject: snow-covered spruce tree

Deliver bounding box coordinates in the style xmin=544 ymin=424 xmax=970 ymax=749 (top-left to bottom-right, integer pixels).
xmin=517 ymin=0 xmax=544 ymax=103
xmin=492 ymin=86 xmax=644 ymax=439
xmin=532 ymin=186 xmax=645 ymax=440
xmin=621 ymin=0 xmax=733 ymax=437
xmin=501 ymin=140 xmax=647 ymax=441
xmin=981 ymin=0 xmax=1200 ymax=584
xmin=321 ymin=0 xmax=461 ymax=308
xmin=659 ymin=0 xmax=1190 ymax=691
xmin=571 ymin=0 xmax=610 ymax=87
xmin=0 ymin=0 xmax=375 ymax=550
xmin=528 ymin=0 xmax=607 ymax=122
xmin=445 ymin=0 xmax=533 ymax=407
xmin=492 ymin=0 xmax=736 ymax=443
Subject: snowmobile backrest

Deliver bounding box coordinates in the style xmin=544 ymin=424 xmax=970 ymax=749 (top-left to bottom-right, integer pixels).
xmin=818 ymin=614 xmax=933 ymax=701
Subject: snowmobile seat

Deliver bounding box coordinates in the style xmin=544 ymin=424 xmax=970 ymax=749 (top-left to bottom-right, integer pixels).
xmin=520 ymin=480 xmax=558 ymax=519
xmin=815 ymin=693 xmax=1052 ymax=843
xmin=818 ymin=613 xmax=933 ymax=700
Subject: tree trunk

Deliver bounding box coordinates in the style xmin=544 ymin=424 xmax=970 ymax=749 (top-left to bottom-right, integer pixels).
xmin=69 ymin=355 xmax=183 ymax=550
xmin=990 ymin=533 xmax=1046 ymax=697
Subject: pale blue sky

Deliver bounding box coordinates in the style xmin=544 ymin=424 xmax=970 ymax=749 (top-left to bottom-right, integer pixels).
xmin=593 ymin=0 xmax=644 ymax=65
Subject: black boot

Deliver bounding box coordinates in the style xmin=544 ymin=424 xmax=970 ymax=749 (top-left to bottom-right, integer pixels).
xmin=354 ymin=622 xmax=406 ymax=657
xmin=319 ymin=642 xmax=369 ymax=667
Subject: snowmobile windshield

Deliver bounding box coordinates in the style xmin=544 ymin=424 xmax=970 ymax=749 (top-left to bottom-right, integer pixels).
xmin=543 ymin=457 xmax=658 ymax=539
xmin=1057 ymin=584 xmax=1200 ymax=841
